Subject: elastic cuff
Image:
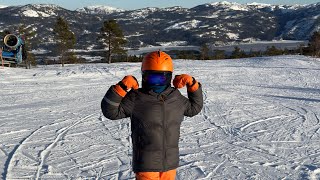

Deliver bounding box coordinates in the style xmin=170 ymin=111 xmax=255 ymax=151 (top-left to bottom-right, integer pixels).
xmin=187 ymin=80 xmax=199 ymax=92
xmin=113 ymin=84 xmax=127 ymax=97
xmin=117 ymin=81 xmax=128 ymax=91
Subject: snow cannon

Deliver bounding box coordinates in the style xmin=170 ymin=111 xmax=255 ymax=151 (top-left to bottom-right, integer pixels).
xmin=4 ymin=34 xmax=23 ymax=50
xmin=1 ymin=34 xmax=25 ymax=65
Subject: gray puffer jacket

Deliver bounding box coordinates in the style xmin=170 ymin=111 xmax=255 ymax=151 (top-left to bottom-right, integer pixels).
xmin=101 ymin=85 xmax=203 ymax=172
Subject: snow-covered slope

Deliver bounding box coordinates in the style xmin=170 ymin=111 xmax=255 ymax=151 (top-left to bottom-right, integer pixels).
xmin=1 ymin=56 xmax=320 ymax=179
xmin=279 ymin=3 xmax=320 ymax=40
xmin=19 ymin=4 xmax=63 ymax=17
xmin=209 ymin=1 xmax=251 ymax=11
xmin=76 ymin=5 xmax=124 ymax=15
xmin=165 ymin=19 xmax=202 ymax=30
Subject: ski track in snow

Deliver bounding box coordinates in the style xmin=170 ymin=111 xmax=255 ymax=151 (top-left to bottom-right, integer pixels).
xmin=0 ymin=56 xmax=320 ymax=179
xmin=35 ymin=113 xmax=96 ymax=180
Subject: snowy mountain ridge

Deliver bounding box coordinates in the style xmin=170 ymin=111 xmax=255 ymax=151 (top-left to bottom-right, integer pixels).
xmin=0 ymin=2 xmax=319 ymax=49
xmin=0 ymin=5 xmax=8 ymax=9
xmin=0 ymin=2 xmax=308 ymax=16
xmin=75 ymin=5 xmax=124 ymax=15
xmin=20 ymin=4 xmax=63 ymax=17
xmin=201 ymin=1 xmax=304 ymax=13
xmin=0 ymin=2 xmax=315 ymax=15
xmin=207 ymin=1 xmax=251 ymax=11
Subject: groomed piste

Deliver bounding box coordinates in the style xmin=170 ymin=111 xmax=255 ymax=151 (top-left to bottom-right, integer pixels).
xmin=0 ymin=55 xmax=320 ymax=179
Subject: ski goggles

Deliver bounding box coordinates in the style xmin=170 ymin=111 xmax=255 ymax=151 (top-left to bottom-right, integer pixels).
xmin=142 ymin=71 xmax=172 ymax=86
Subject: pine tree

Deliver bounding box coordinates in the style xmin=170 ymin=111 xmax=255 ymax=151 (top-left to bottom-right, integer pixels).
xmin=200 ymin=44 xmax=210 ymax=60
xmin=18 ymin=24 xmax=37 ymax=69
xmin=212 ymin=50 xmax=226 ymax=60
xmin=265 ymin=46 xmax=283 ymax=56
xmin=230 ymin=46 xmax=246 ymax=59
xmin=100 ymin=19 xmax=127 ymax=64
xmin=308 ymin=31 xmax=320 ymax=57
xmin=248 ymin=49 xmax=260 ymax=57
xmin=53 ymin=16 xmax=76 ymax=67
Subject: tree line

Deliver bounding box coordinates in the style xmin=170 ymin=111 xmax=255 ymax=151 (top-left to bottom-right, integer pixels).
xmin=2 ymin=16 xmax=320 ymax=67
xmin=194 ymin=31 xmax=320 ymax=60
xmin=1 ymin=16 xmax=127 ymax=67
xmin=52 ymin=17 xmax=128 ymax=66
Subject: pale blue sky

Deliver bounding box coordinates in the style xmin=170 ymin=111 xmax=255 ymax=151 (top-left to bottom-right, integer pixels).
xmin=1 ymin=0 xmax=318 ymax=10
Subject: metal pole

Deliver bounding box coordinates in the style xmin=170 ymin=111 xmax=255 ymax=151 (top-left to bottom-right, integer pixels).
xmin=0 ymin=48 xmax=3 ymax=68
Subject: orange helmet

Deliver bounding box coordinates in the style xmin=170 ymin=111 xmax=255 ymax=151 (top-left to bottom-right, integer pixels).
xmin=141 ymin=51 xmax=173 ymax=72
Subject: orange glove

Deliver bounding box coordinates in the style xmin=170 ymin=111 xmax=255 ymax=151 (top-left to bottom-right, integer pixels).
xmin=114 ymin=75 xmax=139 ymax=97
xmin=173 ymin=74 xmax=199 ymax=92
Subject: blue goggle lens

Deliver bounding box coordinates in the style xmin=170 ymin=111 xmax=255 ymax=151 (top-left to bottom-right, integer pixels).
xmin=143 ymin=72 xmax=172 ymax=85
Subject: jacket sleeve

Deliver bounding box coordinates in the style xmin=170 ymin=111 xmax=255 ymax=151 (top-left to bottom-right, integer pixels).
xmin=183 ymin=83 xmax=203 ymax=117
xmin=101 ymin=85 xmax=135 ymax=120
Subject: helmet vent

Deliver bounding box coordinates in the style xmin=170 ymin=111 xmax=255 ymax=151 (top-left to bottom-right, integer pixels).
xmin=158 ymin=51 xmax=161 ymax=57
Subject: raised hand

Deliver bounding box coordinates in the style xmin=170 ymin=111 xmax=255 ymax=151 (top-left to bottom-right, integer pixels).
xmin=173 ymin=74 xmax=199 ymax=92
xmin=114 ymin=75 xmax=139 ymax=97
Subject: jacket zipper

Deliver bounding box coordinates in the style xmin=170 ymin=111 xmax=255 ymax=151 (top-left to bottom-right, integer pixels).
xmin=160 ymin=95 xmax=166 ymax=171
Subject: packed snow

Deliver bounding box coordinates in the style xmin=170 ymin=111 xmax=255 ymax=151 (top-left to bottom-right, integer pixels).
xmin=1 ymin=55 xmax=320 ymax=179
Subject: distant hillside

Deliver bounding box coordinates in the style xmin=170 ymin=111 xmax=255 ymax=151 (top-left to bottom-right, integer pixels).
xmin=0 ymin=2 xmax=319 ymax=51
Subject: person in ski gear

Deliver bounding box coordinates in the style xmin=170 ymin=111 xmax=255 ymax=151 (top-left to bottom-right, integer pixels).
xmin=101 ymin=51 xmax=203 ymax=180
